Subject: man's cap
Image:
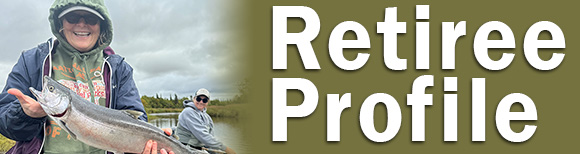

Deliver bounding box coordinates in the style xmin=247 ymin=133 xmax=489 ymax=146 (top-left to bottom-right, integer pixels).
xmin=58 ymin=6 xmax=105 ymax=20
xmin=195 ymin=88 xmax=210 ymax=99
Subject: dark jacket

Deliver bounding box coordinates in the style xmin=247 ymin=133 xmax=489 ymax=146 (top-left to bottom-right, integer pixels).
xmin=0 ymin=38 xmax=147 ymax=154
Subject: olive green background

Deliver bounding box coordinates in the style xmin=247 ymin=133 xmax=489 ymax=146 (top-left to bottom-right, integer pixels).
xmin=242 ymin=0 xmax=577 ymax=153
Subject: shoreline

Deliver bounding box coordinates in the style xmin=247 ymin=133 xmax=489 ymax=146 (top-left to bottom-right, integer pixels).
xmin=146 ymin=104 xmax=241 ymax=118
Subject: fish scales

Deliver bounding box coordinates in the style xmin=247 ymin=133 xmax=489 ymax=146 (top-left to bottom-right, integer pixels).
xmin=30 ymin=76 xmax=206 ymax=154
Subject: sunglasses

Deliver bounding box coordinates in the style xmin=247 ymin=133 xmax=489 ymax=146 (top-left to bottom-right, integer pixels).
xmin=63 ymin=13 xmax=100 ymax=25
xmin=196 ymin=97 xmax=209 ymax=103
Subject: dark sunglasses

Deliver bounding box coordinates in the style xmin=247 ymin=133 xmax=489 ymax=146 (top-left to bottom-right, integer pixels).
xmin=63 ymin=13 xmax=100 ymax=25
xmin=196 ymin=97 xmax=209 ymax=103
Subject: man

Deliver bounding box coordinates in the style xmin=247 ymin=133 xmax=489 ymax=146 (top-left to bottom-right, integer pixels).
xmin=176 ymin=88 xmax=236 ymax=154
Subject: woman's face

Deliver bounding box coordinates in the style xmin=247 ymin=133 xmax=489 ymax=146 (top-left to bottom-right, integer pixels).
xmin=194 ymin=95 xmax=209 ymax=110
xmin=61 ymin=10 xmax=101 ymax=52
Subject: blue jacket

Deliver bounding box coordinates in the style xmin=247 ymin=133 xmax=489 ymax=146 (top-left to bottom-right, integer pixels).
xmin=0 ymin=38 xmax=147 ymax=154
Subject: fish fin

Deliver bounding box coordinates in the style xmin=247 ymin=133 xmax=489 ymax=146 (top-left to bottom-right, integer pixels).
xmin=122 ymin=110 xmax=144 ymax=119
xmin=54 ymin=119 xmax=77 ymax=140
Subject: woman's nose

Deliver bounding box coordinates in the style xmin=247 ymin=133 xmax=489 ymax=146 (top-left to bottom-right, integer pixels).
xmin=76 ymin=18 xmax=87 ymax=26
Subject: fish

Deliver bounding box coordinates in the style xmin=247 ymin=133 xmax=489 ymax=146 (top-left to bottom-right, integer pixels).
xmin=29 ymin=76 xmax=207 ymax=154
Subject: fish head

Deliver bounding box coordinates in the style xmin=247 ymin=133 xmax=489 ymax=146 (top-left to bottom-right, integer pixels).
xmin=29 ymin=76 xmax=71 ymax=118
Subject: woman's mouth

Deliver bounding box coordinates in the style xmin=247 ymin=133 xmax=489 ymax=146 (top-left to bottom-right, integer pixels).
xmin=74 ymin=32 xmax=91 ymax=37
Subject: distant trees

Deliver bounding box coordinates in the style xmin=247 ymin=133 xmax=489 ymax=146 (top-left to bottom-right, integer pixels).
xmin=141 ymin=95 xmax=189 ymax=108
xmin=141 ymin=94 xmax=242 ymax=108
xmin=141 ymin=79 xmax=249 ymax=109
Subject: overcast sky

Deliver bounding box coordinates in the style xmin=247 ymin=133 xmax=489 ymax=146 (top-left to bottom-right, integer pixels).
xmin=0 ymin=0 xmax=245 ymax=100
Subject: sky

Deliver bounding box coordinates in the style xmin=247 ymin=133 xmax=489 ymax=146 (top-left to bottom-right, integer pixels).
xmin=0 ymin=0 xmax=246 ymax=100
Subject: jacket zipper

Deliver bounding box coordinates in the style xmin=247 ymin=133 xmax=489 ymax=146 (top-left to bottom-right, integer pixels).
xmin=103 ymin=56 xmax=113 ymax=154
xmin=38 ymin=38 xmax=55 ymax=154
xmin=104 ymin=57 xmax=113 ymax=109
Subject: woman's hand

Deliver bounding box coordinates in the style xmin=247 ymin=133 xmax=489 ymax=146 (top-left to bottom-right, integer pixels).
xmin=141 ymin=140 xmax=175 ymax=154
xmin=9 ymin=88 xmax=178 ymax=154
xmin=225 ymin=146 xmax=237 ymax=154
xmin=141 ymin=128 xmax=175 ymax=154
xmin=8 ymin=88 xmax=47 ymax=118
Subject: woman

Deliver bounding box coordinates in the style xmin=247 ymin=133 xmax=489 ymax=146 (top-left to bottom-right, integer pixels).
xmin=176 ymin=88 xmax=236 ymax=154
xmin=0 ymin=0 xmax=172 ymax=153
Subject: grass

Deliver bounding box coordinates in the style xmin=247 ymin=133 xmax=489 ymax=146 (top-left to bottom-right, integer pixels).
xmin=145 ymin=108 xmax=184 ymax=115
xmin=0 ymin=135 xmax=15 ymax=152
xmin=206 ymin=104 xmax=241 ymax=118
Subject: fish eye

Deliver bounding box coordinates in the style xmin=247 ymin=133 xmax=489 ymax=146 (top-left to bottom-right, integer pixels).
xmin=48 ymin=86 xmax=54 ymax=92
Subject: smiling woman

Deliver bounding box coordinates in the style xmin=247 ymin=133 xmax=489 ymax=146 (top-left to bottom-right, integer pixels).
xmin=0 ymin=0 xmax=245 ymax=153
xmin=0 ymin=0 xmax=173 ymax=154
xmin=60 ymin=10 xmax=102 ymax=52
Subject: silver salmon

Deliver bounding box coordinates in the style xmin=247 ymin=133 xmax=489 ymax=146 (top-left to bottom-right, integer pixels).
xmin=29 ymin=76 xmax=206 ymax=154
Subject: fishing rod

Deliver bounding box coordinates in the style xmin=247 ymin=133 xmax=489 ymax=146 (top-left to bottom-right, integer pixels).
xmin=202 ymin=147 xmax=227 ymax=154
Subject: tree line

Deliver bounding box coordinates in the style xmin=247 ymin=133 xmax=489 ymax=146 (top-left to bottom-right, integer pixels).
xmin=140 ymin=94 xmax=242 ymax=108
xmin=141 ymin=79 xmax=248 ymax=109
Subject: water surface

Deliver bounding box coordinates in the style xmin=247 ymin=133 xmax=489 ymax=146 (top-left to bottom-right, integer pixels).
xmin=148 ymin=112 xmax=248 ymax=153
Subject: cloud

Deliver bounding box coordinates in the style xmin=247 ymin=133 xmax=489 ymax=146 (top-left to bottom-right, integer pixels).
xmin=0 ymin=0 xmax=246 ymax=100
xmin=0 ymin=1 xmax=53 ymax=63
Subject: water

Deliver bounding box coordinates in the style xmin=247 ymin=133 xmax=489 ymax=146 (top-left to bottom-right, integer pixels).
xmin=148 ymin=113 xmax=180 ymax=128
xmin=148 ymin=113 xmax=248 ymax=154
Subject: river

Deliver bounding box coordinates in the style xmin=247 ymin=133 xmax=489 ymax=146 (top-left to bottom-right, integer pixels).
xmin=148 ymin=113 xmax=248 ymax=154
